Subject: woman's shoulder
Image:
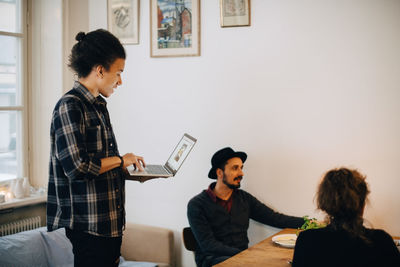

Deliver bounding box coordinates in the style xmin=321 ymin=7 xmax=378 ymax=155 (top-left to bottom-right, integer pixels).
xmin=297 ymin=225 xmax=352 ymax=246
xmin=298 ymin=226 xmax=331 ymax=238
xmin=364 ymin=228 xmax=400 ymax=265
xmin=365 ymin=227 xmax=391 ymax=236
xmin=365 ymin=228 xmax=395 ymax=243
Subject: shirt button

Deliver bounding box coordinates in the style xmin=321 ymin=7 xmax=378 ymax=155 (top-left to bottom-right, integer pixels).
xmin=116 ymin=189 xmax=119 ymax=192
xmin=110 ymin=143 xmax=113 ymax=147
xmin=117 ymin=205 xmax=121 ymax=209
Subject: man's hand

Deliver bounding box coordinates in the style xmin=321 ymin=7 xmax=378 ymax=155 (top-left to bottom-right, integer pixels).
xmin=122 ymin=153 xmax=146 ymax=171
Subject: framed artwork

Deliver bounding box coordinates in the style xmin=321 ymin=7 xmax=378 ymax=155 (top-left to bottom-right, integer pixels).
xmin=220 ymin=0 xmax=250 ymax=27
xmin=107 ymin=0 xmax=140 ymax=44
xmin=150 ymin=0 xmax=200 ymax=57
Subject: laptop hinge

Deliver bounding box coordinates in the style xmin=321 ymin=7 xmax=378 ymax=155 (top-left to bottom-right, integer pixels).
xmin=164 ymin=163 xmax=175 ymax=175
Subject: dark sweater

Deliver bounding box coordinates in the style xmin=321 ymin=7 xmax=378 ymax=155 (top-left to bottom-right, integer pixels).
xmin=187 ymin=186 xmax=304 ymax=266
xmin=292 ymin=225 xmax=400 ymax=267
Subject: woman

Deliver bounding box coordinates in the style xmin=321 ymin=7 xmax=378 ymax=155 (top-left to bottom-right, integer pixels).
xmin=47 ymin=29 xmax=145 ymax=267
xmin=292 ymin=168 xmax=400 ymax=267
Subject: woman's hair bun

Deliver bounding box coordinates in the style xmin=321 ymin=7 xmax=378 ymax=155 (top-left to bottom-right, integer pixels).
xmin=75 ymin=32 xmax=86 ymax=42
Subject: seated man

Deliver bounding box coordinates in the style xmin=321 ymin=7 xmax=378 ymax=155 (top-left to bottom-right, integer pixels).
xmin=187 ymin=147 xmax=305 ymax=267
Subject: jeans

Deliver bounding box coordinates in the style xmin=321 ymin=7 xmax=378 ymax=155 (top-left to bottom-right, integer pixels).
xmin=65 ymin=228 xmax=122 ymax=267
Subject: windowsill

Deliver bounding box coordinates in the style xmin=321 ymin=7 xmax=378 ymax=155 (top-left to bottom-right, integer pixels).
xmin=0 ymin=194 xmax=46 ymax=211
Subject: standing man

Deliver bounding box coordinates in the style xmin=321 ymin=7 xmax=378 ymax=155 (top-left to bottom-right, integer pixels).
xmin=47 ymin=29 xmax=145 ymax=267
xmin=187 ymin=147 xmax=305 ymax=267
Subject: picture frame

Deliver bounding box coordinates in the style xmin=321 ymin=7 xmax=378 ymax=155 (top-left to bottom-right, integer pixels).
xmin=220 ymin=0 xmax=251 ymax=27
xmin=107 ymin=0 xmax=140 ymax=44
xmin=150 ymin=0 xmax=200 ymax=57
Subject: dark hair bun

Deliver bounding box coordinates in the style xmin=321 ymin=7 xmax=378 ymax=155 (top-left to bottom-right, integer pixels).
xmin=75 ymin=32 xmax=86 ymax=42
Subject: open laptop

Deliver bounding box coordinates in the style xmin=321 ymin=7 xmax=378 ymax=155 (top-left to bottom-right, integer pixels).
xmin=126 ymin=133 xmax=197 ymax=178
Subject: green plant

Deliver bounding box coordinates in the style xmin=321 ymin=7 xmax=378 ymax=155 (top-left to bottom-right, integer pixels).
xmin=296 ymin=216 xmax=326 ymax=235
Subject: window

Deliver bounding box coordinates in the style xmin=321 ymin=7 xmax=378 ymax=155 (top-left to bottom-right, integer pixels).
xmin=0 ymin=0 xmax=27 ymax=182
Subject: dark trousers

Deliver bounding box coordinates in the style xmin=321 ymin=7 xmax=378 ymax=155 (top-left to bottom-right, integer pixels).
xmin=65 ymin=228 xmax=122 ymax=267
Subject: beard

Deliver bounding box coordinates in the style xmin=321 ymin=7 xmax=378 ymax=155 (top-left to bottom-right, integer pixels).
xmin=222 ymin=173 xmax=243 ymax=189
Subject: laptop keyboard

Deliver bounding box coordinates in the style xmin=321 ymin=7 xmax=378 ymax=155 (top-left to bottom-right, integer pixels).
xmin=145 ymin=165 xmax=169 ymax=174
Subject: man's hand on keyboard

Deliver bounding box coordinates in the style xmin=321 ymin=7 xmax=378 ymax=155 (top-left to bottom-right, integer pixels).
xmin=122 ymin=153 xmax=146 ymax=171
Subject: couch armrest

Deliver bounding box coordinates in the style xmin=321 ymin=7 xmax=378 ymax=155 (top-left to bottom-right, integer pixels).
xmin=121 ymin=222 xmax=174 ymax=267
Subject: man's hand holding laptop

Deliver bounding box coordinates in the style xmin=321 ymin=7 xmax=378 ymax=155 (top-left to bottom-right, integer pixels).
xmin=120 ymin=153 xmax=153 ymax=183
xmin=121 ymin=153 xmax=146 ymax=172
xmin=118 ymin=153 xmax=147 ymax=182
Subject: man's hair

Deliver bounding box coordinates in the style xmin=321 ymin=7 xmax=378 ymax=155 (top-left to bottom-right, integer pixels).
xmin=68 ymin=29 xmax=126 ymax=78
xmin=216 ymin=160 xmax=228 ymax=174
xmin=317 ymin=168 xmax=370 ymax=242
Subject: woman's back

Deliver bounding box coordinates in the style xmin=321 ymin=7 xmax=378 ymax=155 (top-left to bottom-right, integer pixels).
xmin=292 ymin=225 xmax=400 ymax=267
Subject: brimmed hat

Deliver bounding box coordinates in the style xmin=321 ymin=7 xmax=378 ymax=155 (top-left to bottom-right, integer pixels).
xmin=208 ymin=147 xmax=247 ymax=179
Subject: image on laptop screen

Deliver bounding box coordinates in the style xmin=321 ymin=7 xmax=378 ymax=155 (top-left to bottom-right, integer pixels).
xmin=165 ymin=134 xmax=196 ymax=175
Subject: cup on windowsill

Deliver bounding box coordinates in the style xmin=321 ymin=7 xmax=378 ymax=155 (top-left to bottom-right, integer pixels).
xmin=14 ymin=178 xmax=25 ymax=199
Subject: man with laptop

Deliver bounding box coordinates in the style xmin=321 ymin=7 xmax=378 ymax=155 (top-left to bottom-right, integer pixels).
xmin=187 ymin=147 xmax=305 ymax=267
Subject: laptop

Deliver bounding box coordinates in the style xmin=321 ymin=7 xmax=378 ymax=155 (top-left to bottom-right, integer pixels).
xmin=126 ymin=133 xmax=197 ymax=178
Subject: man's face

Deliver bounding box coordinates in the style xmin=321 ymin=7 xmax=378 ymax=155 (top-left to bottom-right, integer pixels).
xmin=220 ymin=157 xmax=244 ymax=189
xmin=98 ymin=58 xmax=125 ymax=98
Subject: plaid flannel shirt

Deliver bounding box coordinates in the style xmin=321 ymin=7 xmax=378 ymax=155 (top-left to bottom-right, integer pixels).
xmin=47 ymin=82 xmax=125 ymax=237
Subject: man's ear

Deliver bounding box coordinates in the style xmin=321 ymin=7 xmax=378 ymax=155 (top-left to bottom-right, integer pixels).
xmin=96 ymin=65 xmax=104 ymax=77
xmin=216 ymin=168 xmax=223 ymax=179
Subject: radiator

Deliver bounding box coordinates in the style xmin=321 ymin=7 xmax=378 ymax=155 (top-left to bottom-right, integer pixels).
xmin=0 ymin=216 xmax=41 ymax=237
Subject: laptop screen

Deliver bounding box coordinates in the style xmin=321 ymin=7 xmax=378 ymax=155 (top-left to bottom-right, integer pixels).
xmin=165 ymin=133 xmax=197 ymax=175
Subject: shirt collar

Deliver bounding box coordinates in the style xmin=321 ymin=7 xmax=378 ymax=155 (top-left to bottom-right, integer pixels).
xmin=206 ymin=182 xmax=217 ymax=202
xmin=206 ymin=182 xmax=236 ymax=202
xmin=73 ymin=81 xmax=107 ymax=107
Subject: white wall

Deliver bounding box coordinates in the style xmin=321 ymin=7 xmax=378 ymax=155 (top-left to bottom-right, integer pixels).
xmin=57 ymin=0 xmax=400 ymax=266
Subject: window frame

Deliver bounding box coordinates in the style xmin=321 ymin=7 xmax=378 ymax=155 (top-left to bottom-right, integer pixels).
xmin=0 ymin=0 xmax=29 ymax=184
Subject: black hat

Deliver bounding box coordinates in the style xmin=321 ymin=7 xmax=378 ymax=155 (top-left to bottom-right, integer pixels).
xmin=208 ymin=147 xmax=247 ymax=179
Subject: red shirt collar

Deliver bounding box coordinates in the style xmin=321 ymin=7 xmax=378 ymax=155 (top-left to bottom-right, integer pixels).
xmin=206 ymin=182 xmax=235 ymax=213
xmin=206 ymin=182 xmax=218 ymax=202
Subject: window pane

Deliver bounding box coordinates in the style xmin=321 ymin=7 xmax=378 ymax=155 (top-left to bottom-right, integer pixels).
xmin=0 ymin=0 xmax=22 ymax=33
xmin=0 ymin=110 xmax=22 ymax=181
xmin=0 ymin=35 xmax=22 ymax=107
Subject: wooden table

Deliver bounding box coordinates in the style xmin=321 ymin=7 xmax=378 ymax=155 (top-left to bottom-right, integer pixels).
xmin=214 ymin=229 xmax=400 ymax=267
xmin=214 ymin=228 xmax=296 ymax=267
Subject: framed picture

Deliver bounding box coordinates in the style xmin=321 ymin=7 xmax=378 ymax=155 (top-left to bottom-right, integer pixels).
xmin=150 ymin=0 xmax=200 ymax=57
xmin=220 ymin=0 xmax=250 ymax=27
xmin=108 ymin=0 xmax=140 ymax=44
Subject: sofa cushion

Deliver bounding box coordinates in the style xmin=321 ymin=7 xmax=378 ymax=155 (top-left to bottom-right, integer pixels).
xmin=0 ymin=227 xmax=49 ymax=267
xmin=39 ymin=227 xmax=73 ymax=267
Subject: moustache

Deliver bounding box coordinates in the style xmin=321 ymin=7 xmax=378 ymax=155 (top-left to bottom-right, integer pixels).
xmin=234 ymin=176 xmax=243 ymax=181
